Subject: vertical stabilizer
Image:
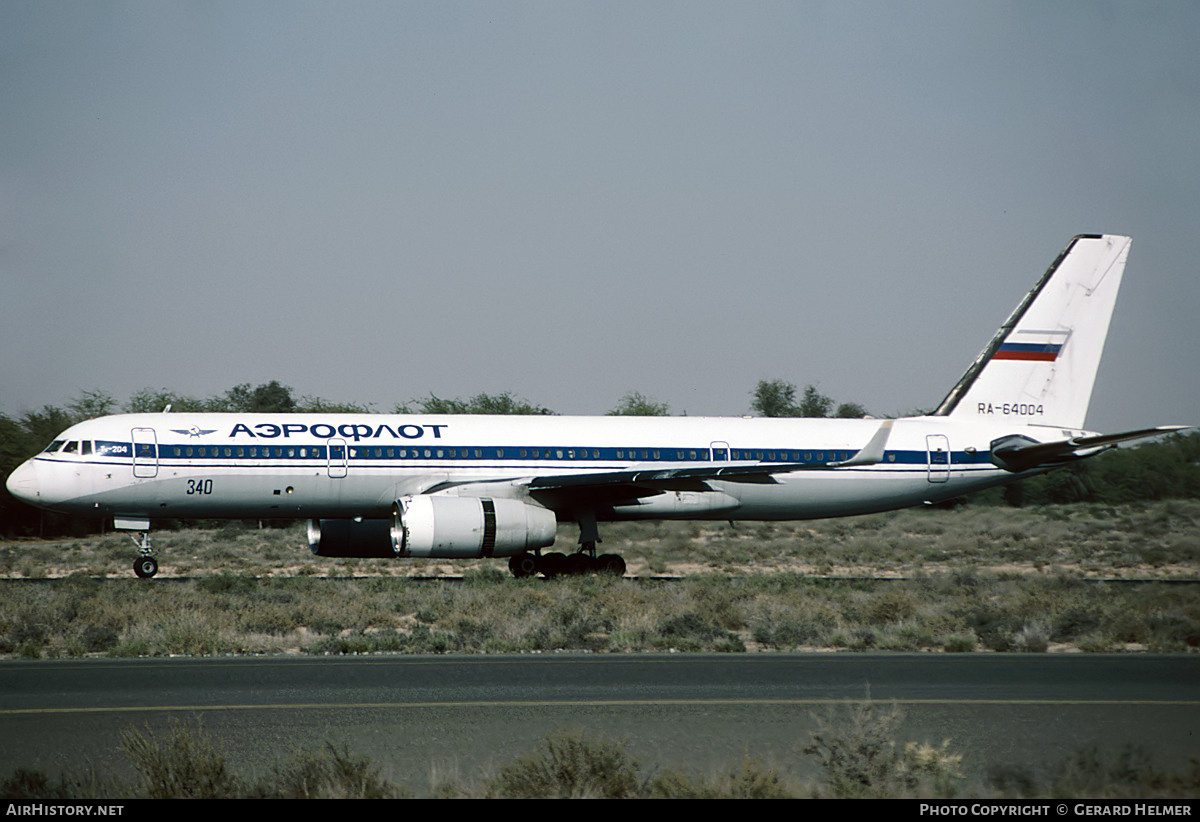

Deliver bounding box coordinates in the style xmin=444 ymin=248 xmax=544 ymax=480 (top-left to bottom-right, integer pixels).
xmin=934 ymin=234 xmax=1131 ymax=430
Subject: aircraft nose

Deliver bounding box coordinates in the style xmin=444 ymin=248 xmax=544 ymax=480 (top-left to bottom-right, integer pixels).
xmin=5 ymin=459 xmax=41 ymax=505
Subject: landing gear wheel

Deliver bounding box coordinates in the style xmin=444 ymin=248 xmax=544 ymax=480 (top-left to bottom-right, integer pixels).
xmin=508 ymin=552 xmax=538 ymax=578
xmin=566 ymin=553 xmax=596 ymax=575
xmin=537 ymin=552 xmax=567 ymax=578
xmin=596 ymin=554 xmax=626 ymax=577
xmin=133 ymin=556 xmax=158 ymax=578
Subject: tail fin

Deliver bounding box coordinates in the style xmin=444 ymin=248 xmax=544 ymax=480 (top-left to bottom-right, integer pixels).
xmin=934 ymin=234 xmax=1131 ymax=430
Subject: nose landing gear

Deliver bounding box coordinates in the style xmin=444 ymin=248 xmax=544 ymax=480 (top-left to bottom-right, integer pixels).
xmin=130 ymin=532 xmax=158 ymax=578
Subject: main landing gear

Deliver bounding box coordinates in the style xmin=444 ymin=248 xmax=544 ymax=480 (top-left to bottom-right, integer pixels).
xmin=507 ymin=548 xmax=627 ymax=579
xmin=506 ymin=512 xmax=627 ymax=578
xmin=130 ymin=532 xmax=158 ymax=578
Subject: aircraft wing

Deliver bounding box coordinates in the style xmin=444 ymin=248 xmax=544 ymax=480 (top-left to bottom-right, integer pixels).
xmin=521 ymin=420 xmax=895 ymax=510
xmin=529 ymin=419 xmax=892 ymax=489
xmin=420 ymin=420 xmax=896 ymax=508
xmin=989 ymin=425 xmax=1191 ymax=473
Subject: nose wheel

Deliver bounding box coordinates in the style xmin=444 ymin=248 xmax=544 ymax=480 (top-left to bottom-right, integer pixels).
xmin=133 ymin=556 xmax=159 ymax=578
xmin=130 ymin=532 xmax=158 ymax=578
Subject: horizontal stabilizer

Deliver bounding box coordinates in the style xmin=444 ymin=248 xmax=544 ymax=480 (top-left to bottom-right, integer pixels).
xmin=990 ymin=425 xmax=1191 ymax=473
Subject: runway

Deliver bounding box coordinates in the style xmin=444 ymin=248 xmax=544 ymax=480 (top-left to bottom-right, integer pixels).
xmin=2 ymin=654 xmax=1197 ymax=794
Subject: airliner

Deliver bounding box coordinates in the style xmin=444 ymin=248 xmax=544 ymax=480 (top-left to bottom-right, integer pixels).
xmin=6 ymin=234 xmax=1186 ymax=578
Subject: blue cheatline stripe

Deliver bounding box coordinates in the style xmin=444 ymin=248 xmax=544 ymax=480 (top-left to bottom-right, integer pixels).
xmin=49 ymin=442 xmax=996 ymax=467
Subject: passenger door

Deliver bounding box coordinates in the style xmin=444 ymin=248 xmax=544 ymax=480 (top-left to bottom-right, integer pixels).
xmin=926 ymin=434 xmax=950 ymax=483
xmin=131 ymin=428 xmax=158 ymax=478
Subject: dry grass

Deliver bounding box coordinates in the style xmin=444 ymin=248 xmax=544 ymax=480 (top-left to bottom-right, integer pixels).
xmin=7 ymin=710 xmax=1197 ymax=799
xmin=0 ymin=501 xmax=1197 ymax=658
xmin=3 ymin=499 xmax=1198 ymax=581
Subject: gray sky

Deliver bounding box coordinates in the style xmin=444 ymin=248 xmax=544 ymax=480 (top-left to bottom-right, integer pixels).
xmin=2 ymin=1 xmax=1197 ymax=433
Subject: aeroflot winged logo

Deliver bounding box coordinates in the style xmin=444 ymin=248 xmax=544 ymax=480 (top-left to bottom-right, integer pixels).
xmin=171 ymin=426 xmax=218 ymax=438
xmin=993 ymin=329 xmax=1070 ymax=362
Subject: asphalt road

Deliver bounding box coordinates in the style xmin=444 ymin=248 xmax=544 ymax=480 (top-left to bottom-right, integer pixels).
xmin=2 ymin=654 xmax=1197 ymax=795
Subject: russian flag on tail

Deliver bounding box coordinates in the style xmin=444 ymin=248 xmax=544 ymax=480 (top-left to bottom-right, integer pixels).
xmin=993 ymin=329 xmax=1070 ymax=362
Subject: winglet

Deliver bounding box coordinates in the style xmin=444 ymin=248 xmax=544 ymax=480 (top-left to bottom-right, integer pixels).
xmin=835 ymin=419 xmax=894 ymax=467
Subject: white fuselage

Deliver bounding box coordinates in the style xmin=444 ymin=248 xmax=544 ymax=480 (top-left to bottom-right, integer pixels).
xmin=6 ymin=411 xmax=1074 ymax=524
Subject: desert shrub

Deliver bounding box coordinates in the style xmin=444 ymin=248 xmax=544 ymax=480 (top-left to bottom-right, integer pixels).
xmin=648 ymin=756 xmax=796 ymax=798
xmin=1011 ymin=621 xmax=1050 ymax=652
xmin=943 ymin=632 xmax=978 ymax=652
xmin=0 ymin=768 xmax=73 ymax=799
xmin=866 ymin=588 xmax=919 ymax=623
xmin=256 ymin=743 xmax=407 ymax=799
xmin=802 ymin=702 xmax=963 ymax=798
xmin=121 ymin=720 xmax=238 ymax=799
xmin=989 ymin=746 xmax=1200 ymax=799
xmin=486 ymin=729 xmax=642 ymax=799
xmin=197 ymin=571 xmax=257 ymax=595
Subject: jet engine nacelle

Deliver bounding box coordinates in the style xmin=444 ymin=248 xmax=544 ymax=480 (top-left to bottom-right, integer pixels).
xmin=391 ymin=495 xmax=557 ymax=558
xmin=307 ymin=518 xmax=395 ymax=558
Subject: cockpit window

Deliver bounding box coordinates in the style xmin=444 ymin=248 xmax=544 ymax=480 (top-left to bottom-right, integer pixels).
xmin=62 ymin=441 xmax=79 ymax=453
xmin=43 ymin=440 xmax=66 ymax=453
xmin=81 ymin=441 xmax=93 ymax=455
